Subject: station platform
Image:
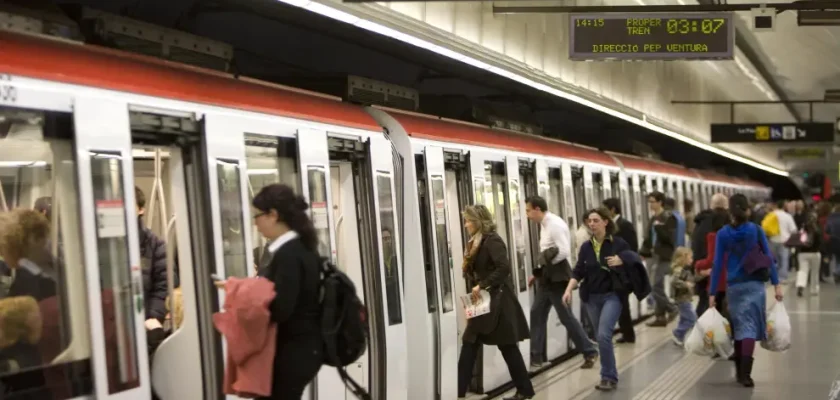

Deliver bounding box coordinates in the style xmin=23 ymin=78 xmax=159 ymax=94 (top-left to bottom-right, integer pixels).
xmin=486 ymin=283 xmax=839 ymax=400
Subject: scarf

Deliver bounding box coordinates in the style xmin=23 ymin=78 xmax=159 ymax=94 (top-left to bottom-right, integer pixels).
xmin=462 ymin=232 xmax=483 ymax=280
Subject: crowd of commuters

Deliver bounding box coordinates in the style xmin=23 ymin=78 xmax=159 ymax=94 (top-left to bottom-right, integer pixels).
xmin=0 ymin=181 xmax=835 ymax=399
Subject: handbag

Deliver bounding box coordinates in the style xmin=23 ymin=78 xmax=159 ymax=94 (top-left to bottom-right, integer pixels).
xmin=741 ymin=239 xmax=771 ymax=282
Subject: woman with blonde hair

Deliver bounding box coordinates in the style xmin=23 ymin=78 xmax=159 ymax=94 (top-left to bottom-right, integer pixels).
xmin=458 ymin=205 xmax=533 ymax=400
xmin=0 ymin=209 xmax=56 ymax=301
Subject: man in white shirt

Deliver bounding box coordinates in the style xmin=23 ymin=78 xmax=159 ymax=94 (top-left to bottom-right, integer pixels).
xmin=769 ymin=200 xmax=798 ymax=282
xmin=525 ymin=196 xmax=598 ymax=370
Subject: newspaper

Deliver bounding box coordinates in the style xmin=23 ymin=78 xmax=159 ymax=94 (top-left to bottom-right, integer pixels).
xmin=459 ymin=290 xmax=491 ymax=319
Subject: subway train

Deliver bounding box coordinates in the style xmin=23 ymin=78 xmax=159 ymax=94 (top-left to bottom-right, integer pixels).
xmin=0 ymin=30 xmax=768 ymax=400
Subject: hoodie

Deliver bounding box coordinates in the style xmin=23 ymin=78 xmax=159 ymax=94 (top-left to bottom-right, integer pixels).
xmin=710 ymin=222 xmax=779 ymax=290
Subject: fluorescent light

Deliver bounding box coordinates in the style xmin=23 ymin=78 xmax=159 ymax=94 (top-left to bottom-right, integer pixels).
xmin=275 ymin=0 xmax=789 ymax=177
xmin=0 ymin=161 xmax=47 ymax=167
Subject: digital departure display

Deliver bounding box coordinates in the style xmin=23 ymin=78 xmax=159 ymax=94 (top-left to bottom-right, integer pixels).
xmin=569 ymin=12 xmax=735 ymax=60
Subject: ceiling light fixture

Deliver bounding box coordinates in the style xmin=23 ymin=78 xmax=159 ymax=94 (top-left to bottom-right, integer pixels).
xmin=273 ymin=0 xmax=789 ymax=177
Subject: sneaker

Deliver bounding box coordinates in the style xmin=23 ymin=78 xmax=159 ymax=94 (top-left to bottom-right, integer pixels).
xmin=529 ymin=361 xmax=548 ymax=372
xmin=595 ymin=380 xmax=617 ymax=391
xmin=581 ymin=354 xmax=598 ymax=369
xmin=672 ymin=334 xmax=684 ymax=347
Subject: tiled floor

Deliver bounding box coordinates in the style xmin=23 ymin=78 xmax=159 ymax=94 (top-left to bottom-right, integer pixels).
xmin=484 ymin=282 xmax=839 ymax=400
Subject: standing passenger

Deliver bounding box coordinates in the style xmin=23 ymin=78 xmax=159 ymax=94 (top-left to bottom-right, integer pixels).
xmin=603 ymin=198 xmax=638 ymax=344
xmin=135 ymin=187 xmax=169 ymax=325
xmin=525 ymin=196 xmax=597 ymax=370
xmin=252 ymin=184 xmax=323 ymax=399
xmin=640 ymin=192 xmax=678 ymax=327
xmin=458 ymin=205 xmax=534 ymax=400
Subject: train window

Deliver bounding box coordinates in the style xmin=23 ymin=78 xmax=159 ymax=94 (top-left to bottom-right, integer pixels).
xmin=591 ymin=172 xmax=602 ymax=208
xmin=548 ymin=168 xmax=563 ymax=217
xmin=638 ymin=177 xmax=650 ymax=227
xmin=377 ymin=173 xmax=402 ymax=325
xmin=0 ymin=106 xmax=92 ymax=397
xmin=89 ymin=151 xmax=141 ymax=393
xmin=430 ymin=176 xmax=453 ymax=312
xmin=306 ymin=166 xmax=331 ymax=259
xmin=215 ymin=160 xmax=248 ymax=279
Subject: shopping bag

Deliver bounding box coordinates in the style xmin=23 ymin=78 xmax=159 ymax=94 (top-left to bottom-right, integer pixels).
xmin=684 ymin=325 xmax=714 ymax=356
xmin=761 ymin=301 xmax=791 ymax=352
xmin=459 ymin=290 xmax=491 ymax=319
xmin=696 ymin=308 xmax=734 ymax=358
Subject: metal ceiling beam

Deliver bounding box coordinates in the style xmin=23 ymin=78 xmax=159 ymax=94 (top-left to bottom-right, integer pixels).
xmin=492 ymin=1 xmax=840 ymax=14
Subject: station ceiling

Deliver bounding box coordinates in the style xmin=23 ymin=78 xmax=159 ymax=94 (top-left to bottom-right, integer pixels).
xmin=42 ymin=0 xmax=811 ymax=195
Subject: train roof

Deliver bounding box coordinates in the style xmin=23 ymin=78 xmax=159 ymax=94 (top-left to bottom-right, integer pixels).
xmin=0 ymin=31 xmax=382 ymax=132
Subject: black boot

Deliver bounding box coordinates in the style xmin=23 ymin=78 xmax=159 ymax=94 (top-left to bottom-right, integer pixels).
xmin=738 ymin=357 xmax=754 ymax=387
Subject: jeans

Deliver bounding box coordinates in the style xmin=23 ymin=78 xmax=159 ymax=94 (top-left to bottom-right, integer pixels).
xmin=770 ymin=241 xmax=789 ymax=281
xmin=458 ymin=341 xmax=534 ymax=397
xmin=650 ymin=259 xmax=676 ymax=318
xmin=584 ymin=292 xmax=622 ymax=383
xmin=672 ymin=301 xmax=697 ymax=341
xmin=530 ymin=281 xmax=597 ymax=363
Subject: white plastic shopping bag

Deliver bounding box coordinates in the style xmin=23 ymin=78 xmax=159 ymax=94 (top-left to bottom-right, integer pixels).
xmin=695 ymin=308 xmax=734 ymax=358
xmin=684 ymin=325 xmax=714 ymax=356
xmin=761 ymin=301 xmax=791 ymax=352
xmin=460 ymin=290 xmax=491 ymax=319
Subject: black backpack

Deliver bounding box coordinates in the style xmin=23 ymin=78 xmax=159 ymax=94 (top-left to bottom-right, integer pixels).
xmin=319 ymin=258 xmax=370 ymax=399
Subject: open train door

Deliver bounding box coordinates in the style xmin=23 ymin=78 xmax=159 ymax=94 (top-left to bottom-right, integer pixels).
xmin=422 ymin=144 xmax=458 ymax=399
xmin=504 ymin=156 xmax=531 ymax=365
xmin=74 ymin=97 xmax=152 ymax=399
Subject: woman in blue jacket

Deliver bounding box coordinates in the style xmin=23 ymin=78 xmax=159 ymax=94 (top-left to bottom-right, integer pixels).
xmin=709 ymin=193 xmax=783 ymax=387
xmin=562 ymin=207 xmax=631 ymax=392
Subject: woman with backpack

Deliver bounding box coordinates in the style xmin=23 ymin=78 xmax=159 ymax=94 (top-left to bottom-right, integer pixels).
xmin=709 ymin=194 xmax=783 ymax=388
xmin=792 ymin=211 xmax=823 ymax=297
xmin=458 ymin=205 xmax=534 ymax=400
xmin=252 ymin=184 xmax=324 ymax=399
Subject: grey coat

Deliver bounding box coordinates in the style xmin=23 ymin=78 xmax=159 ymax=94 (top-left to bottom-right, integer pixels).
xmin=462 ymin=232 xmax=530 ymax=345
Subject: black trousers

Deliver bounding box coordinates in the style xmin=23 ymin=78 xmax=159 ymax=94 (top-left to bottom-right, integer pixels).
xmin=458 ymin=341 xmax=534 ymax=397
xmin=695 ymin=280 xmax=710 ymax=317
xmin=617 ymin=290 xmax=635 ymax=341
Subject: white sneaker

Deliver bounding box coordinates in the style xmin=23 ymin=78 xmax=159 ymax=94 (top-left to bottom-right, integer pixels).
xmin=672 ymin=334 xmax=684 ymax=347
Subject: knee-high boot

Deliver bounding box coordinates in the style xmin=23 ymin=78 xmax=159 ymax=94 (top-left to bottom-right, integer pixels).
xmin=732 ymin=342 xmax=741 ymax=381
xmin=738 ymin=357 xmax=755 ymax=387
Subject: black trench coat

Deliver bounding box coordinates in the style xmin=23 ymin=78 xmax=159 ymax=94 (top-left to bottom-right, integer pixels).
xmin=462 ymin=231 xmax=530 ymax=346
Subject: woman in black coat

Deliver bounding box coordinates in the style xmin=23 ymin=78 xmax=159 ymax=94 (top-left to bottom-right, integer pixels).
xmin=457 ymin=204 xmax=534 ymax=400
xmin=252 ymin=184 xmax=324 ymax=400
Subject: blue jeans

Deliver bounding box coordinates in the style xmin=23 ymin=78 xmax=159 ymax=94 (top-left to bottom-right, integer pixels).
xmin=672 ymin=301 xmax=697 ymax=341
xmin=530 ymin=281 xmax=597 ymax=363
xmin=584 ymin=292 xmax=622 ymax=383
xmin=770 ymin=242 xmax=790 ymax=281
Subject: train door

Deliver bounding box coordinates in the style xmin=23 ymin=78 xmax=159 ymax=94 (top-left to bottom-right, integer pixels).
xmin=443 ymin=151 xmax=470 ymax=362
xmin=609 ymin=172 xmax=620 ymax=207
xmin=676 ymin=179 xmax=686 ymax=215
xmin=630 ymin=174 xmax=644 ymax=250
xmin=533 ymin=161 xmax=569 ymax=361
xmin=128 ymin=107 xmax=205 ymax=400
xmin=563 ymin=163 xmax=587 ymax=343
xmin=0 ymin=92 xmax=96 ymax=398
xmin=590 ymin=169 xmax=602 ymax=207
xmin=582 ymin=166 xmax=594 ymax=210
xmin=638 ymin=174 xmax=653 ymax=317
xmin=656 ymin=176 xmax=665 ymax=198
xmin=415 ymin=145 xmax=458 ymax=399
xmin=75 ymin=97 xmax=154 ymax=399
xmin=617 ymin=171 xmax=638 ymax=321
xmin=601 ymin=170 xmax=611 ymax=205
xmin=328 ymin=134 xmax=407 ymax=399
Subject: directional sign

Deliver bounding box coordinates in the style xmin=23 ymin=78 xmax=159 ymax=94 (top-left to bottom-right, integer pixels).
xmin=710 ymin=123 xmax=835 ymax=143
xmin=778 ymin=148 xmax=827 ymax=160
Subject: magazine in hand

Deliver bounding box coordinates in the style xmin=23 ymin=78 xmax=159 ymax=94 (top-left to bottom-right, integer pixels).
xmin=459 ymin=290 xmax=491 ymax=319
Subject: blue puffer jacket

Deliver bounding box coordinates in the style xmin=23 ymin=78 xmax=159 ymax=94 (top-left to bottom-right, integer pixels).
xmin=139 ymin=221 xmax=169 ymax=322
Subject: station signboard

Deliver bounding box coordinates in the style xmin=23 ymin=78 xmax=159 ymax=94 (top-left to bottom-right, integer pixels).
xmin=569 ymin=12 xmax=735 ymax=60
xmin=711 ymin=123 xmax=835 ymax=143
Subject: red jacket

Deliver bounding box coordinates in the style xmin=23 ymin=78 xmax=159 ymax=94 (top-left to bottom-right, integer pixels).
xmin=695 ymin=231 xmax=727 ymax=293
xmin=213 ymin=277 xmax=277 ymax=398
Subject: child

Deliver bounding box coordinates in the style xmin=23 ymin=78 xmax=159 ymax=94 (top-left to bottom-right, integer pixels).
xmin=670 ymin=247 xmax=699 ymax=346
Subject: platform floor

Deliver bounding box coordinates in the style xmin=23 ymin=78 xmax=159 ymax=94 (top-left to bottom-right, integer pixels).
xmin=485 ymin=282 xmax=840 ymax=400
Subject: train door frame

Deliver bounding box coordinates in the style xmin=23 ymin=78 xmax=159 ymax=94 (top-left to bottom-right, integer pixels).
xmin=507 ymin=156 xmax=532 ymax=369
xmin=630 ymin=173 xmax=644 ymax=250
xmin=127 ymin=105 xmax=205 ymax=400
xmin=601 ymin=169 xmax=612 ymax=204
xmin=676 ymin=179 xmax=686 ymax=215
xmin=420 ymin=144 xmax=458 ymax=400
xmin=617 ymin=170 xmax=639 ymax=321
xmin=74 ymin=96 xmax=152 ymax=399
xmin=582 ymin=165 xmax=595 ymax=210
xmin=442 ymin=149 xmax=470 ymax=379
xmin=562 ymin=162 xmax=586 ymax=346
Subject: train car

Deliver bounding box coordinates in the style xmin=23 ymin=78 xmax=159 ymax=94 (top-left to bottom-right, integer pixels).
xmin=0 ymin=29 xmax=769 ymax=400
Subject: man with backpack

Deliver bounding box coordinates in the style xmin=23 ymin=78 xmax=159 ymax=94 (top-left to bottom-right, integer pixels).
xmin=762 ymin=200 xmax=798 ymax=282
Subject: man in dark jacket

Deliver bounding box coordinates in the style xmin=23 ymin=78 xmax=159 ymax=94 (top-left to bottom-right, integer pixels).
xmin=690 ymin=193 xmax=729 ymax=316
xmin=135 ymin=187 xmax=170 ymax=324
xmin=603 ymin=198 xmax=638 ymax=343
xmin=639 ymin=191 xmax=678 ymax=327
